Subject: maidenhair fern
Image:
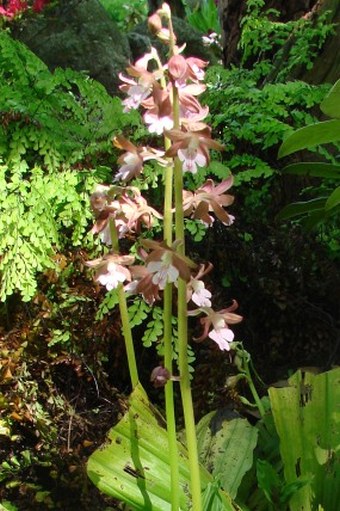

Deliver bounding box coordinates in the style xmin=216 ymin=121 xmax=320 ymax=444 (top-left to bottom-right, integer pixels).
xmin=0 ymin=163 xmax=97 ymax=301
xmin=0 ymin=30 xmax=141 ymax=301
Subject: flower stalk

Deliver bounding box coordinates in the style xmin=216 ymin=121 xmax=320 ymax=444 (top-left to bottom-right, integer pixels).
xmin=109 ymin=218 xmax=139 ymax=388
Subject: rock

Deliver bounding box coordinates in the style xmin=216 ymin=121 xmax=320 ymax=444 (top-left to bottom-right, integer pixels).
xmin=12 ymin=0 xmax=131 ymax=95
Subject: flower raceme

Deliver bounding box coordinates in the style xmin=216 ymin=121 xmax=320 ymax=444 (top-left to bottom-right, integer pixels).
xmin=87 ymin=4 xmax=242 ymax=354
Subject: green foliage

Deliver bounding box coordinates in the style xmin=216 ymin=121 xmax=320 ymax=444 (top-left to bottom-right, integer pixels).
xmin=184 ymin=0 xmax=221 ymax=35
xmin=0 ymin=30 xmax=137 ymax=301
xmin=196 ymin=368 xmax=340 ymax=510
xmin=268 ymin=368 xmax=340 ymax=510
xmin=98 ymin=0 xmax=147 ymax=30
xmin=95 ymin=289 xmax=120 ymax=320
xmin=184 ymin=218 xmax=208 ymax=242
xmin=240 ymin=1 xmax=335 ymax=79
xmin=0 ymin=163 xmax=97 ymax=301
xmin=278 ymin=78 xmax=340 ymax=227
xmin=203 ymin=64 xmax=329 ymax=190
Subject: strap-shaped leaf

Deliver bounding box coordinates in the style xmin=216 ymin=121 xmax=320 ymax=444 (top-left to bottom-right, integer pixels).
xmin=278 ymin=120 xmax=340 ymax=158
xmin=268 ymin=368 xmax=340 ymax=511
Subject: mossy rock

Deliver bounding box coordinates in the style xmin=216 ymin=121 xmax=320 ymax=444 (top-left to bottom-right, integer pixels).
xmin=12 ymin=0 xmax=131 ymax=95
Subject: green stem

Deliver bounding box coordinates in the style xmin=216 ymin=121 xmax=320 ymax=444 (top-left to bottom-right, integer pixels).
xmin=244 ymin=359 xmax=265 ymax=419
xmin=163 ymin=154 xmax=180 ymax=509
xmin=172 ymin=80 xmax=202 ymax=508
xmin=174 ymin=159 xmax=202 ymax=511
xmin=109 ymin=218 xmax=139 ymax=388
xmin=163 ymin=284 xmax=180 ymax=511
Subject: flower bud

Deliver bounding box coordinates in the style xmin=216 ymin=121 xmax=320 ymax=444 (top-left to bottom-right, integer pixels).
xmin=157 ymin=3 xmax=171 ymax=19
xmin=150 ymin=366 xmax=171 ymax=388
xmin=168 ymin=55 xmax=188 ymax=83
xmin=148 ymin=13 xmax=162 ymax=35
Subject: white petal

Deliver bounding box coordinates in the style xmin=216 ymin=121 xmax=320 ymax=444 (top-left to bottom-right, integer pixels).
xmin=208 ymin=327 xmax=234 ymax=351
xmin=147 ymin=261 xmax=163 ymax=273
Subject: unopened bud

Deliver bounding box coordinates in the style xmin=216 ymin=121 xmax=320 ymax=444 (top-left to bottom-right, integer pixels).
xmin=90 ymin=191 xmax=108 ymax=215
xmin=148 ymin=13 xmax=162 ymax=35
xmin=150 ymin=366 xmax=170 ymax=388
xmin=157 ymin=3 xmax=171 ymax=19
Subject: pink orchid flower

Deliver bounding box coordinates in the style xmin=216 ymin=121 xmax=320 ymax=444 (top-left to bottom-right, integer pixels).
xmin=165 ymin=122 xmax=224 ymax=174
xmin=113 ymin=135 xmax=165 ymax=182
xmin=186 ymin=263 xmax=213 ymax=307
xmin=168 ymin=55 xmax=208 ymax=86
xmin=142 ymin=239 xmax=197 ymax=289
xmin=188 ymin=301 xmax=242 ymax=351
xmin=90 ymin=186 xmax=162 ymax=244
xmin=142 ymin=84 xmax=174 ymax=135
xmin=183 ymin=177 xmax=235 ymax=226
xmin=86 ymin=254 xmax=135 ymax=291
xmin=119 ymin=50 xmax=162 ymax=112
xmin=126 ymin=263 xmax=162 ymax=305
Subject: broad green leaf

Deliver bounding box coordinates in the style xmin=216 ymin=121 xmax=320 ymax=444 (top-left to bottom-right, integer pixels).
xmin=325 ymin=186 xmax=340 ymax=211
xmin=320 ymin=78 xmax=340 ymax=119
xmin=282 ymin=162 xmax=340 ymax=179
xmin=278 ymin=120 xmax=340 ymax=158
xmin=268 ymin=368 xmax=340 ymax=511
xmin=87 ymin=384 xmax=238 ymax=510
xmin=276 ymin=198 xmax=327 ymax=220
xmin=197 ymin=409 xmax=258 ymax=499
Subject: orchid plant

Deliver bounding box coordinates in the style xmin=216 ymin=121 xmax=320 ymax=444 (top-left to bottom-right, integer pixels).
xmin=86 ymin=4 xmax=242 ymax=509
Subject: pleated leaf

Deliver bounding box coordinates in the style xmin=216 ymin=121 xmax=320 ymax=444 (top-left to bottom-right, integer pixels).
xmin=197 ymin=409 xmax=258 ymax=499
xmin=87 ymin=384 xmax=238 ymax=510
xmin=268 ymin=368 xmax=340 ymax=511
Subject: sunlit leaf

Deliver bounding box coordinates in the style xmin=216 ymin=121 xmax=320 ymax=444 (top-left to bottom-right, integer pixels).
xmin=268 ymin=368 xmax=340 ymax=511
xmin=87 ymin=384 xmax=238 ymax=510
xmin=320 ymin=78 xmax=340 ymax=119
xmin=278 ymin=120 xmax=340 ymax=158
xmin=197 ymin=409 xmax=258 ymax=499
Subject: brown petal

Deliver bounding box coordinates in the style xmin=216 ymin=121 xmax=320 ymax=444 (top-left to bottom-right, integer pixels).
xmin=210 ymin=199 xmax=233 ymax=224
